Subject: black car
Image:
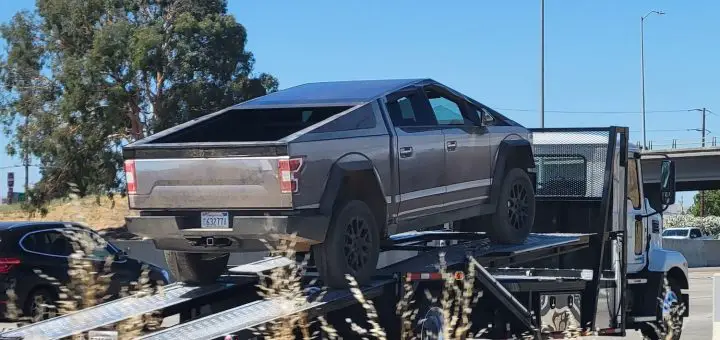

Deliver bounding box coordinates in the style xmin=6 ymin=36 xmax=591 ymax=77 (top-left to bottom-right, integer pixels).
xmin=0 ymin=221 xmax=169 ymax=322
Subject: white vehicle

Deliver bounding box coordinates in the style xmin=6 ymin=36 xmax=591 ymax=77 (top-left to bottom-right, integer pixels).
xmin=662 ymin=226 xmax=713 ymax=240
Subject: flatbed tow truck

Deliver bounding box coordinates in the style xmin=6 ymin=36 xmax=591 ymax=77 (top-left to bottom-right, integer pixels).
xmin=0 ymin=127 xmax=690 ymax=340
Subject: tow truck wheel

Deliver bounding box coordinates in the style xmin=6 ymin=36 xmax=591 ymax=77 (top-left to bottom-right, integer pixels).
xmin=313 ymin=200 xmax=380 ymax=289
xmin=641 ymin=277 xmax=685 ymax=340
xmin=418 ymin=305 xmax=445 ymax=340
xmin=488 ymin=168 xmax=535 ymax=244
xmin=164 ymin=251 xmax=229 ymax=284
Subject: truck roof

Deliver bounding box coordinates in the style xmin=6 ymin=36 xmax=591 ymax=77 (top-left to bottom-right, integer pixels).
xmin=232 ymin=78 xmax=428 ymax=108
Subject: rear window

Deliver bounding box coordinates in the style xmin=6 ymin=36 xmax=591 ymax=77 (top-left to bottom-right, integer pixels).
xmin=154 ymin=106 xmax=353 ymax=143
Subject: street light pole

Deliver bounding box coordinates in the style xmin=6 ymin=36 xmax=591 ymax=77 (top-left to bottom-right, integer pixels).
xmin=540 ymin=0 xmax=545 ymax=128
xmin=640 ymin=10 xmax=664 ymax=149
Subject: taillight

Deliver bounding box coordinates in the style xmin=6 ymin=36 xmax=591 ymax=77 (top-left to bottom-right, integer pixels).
xmin=124 ymin=160 xmax=137 ymax=195
xmin=278 ymin=157 xmax=303 ymax=193
xmin=0 ymin=258 xmax=20 ymax=274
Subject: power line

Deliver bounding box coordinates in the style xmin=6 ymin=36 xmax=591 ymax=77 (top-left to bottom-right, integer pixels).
xmin=493 ymin=108 xmax=699 ymax=115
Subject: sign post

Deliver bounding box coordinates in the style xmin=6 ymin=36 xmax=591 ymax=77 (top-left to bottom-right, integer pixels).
xmin=6 ymin=172 xmax=14 ymax=204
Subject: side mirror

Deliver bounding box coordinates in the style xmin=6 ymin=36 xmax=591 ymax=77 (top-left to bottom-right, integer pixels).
xmin=660 ymin=160 xmax=676 ymax=205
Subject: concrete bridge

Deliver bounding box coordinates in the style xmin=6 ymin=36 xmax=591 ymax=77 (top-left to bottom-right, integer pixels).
xmin=641 ymin=146 xmax=720 ymax=211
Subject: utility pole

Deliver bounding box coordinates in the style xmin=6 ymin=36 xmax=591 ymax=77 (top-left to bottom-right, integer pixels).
xmin=540 ymin=0 xmax=545 ymax=128
xmin=23 ymin=116 xmax=29 ymax=197
xmin=640 ymin=10 xmax=665 ymax=149
xmin=701 ymin=107 xmax=706 ymax=216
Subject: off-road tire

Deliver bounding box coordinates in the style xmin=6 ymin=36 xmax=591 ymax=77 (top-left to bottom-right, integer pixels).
xmin=164 ymin=251 xmax=229 ymax=284
xmin=641 ymin=276 xmax=685 ymax=340
xmin=313 ymin=200 xmax=381 ymax=289
xmin=488 ymin=168 xmax=535 ymax=244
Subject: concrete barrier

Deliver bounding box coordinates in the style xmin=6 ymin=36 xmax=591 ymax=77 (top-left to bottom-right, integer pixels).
xmin=662 ymin=239 xmax=720 ymax=267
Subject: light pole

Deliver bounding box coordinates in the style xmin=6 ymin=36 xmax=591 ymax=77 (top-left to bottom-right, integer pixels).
xmin=540 ymin=0 xmax=545 ymax=128
xmin=640 ymin=10 xmax=664 ymax=149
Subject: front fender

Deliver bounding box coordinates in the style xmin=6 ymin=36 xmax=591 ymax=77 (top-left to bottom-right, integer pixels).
xmin=648 ymin=248 xmax=689 ymax=281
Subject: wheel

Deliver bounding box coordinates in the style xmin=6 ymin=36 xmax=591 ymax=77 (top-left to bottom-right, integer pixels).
xmin=312 ymin=200 xmax=381 ymax=289
xmin=641 ymin=277 xmax=685 ymax=340
xmin=418 ymin=305 xmax=445 ymax=340
xmin=23 ymin=288 xmax=57 ymax=322
xmin=488 ymin=168 xmax=535 ymax=244
xmin=164 ymin=251 xmax=229 ymax=284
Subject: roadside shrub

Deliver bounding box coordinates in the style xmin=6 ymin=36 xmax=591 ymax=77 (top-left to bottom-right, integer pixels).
xmin=664 ymin=214 xmax=720 ymax=236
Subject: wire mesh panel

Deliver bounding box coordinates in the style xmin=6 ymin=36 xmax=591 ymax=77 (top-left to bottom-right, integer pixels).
xmin=530 ymin=130 xmax=611 ymax=199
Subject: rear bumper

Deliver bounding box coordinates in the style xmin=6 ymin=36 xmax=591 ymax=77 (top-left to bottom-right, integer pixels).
xmin=126 ymin=212 xmax=329 ymax=252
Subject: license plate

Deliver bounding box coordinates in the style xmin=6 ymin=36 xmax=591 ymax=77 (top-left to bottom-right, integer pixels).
xmin=201 ymin=212 xmax=230 ymax=228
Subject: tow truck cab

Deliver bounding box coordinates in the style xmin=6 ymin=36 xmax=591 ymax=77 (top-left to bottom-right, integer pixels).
xmin=532 ymin=130 xmax=689 ymax=331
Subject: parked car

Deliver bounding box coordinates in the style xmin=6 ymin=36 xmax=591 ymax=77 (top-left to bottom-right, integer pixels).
xmin=0 ymin=221 xmax=169 ymax=322
xmin=662 ymin=226 xmax=714 ymax=240
xmin=122 ymin=78 xmax=536 ymax=288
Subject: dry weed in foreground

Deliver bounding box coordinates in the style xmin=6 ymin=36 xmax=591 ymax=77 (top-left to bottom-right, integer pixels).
xmin=252 ymin=236 xmax=314 ymax=340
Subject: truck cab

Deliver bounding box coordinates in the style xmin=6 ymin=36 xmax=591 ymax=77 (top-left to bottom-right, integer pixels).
xmin=531 ymin=130 xmax=688 ymax=337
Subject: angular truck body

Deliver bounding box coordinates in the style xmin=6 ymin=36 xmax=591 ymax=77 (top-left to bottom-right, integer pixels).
xmin=123 ymin=79 xmax=536 ymax=287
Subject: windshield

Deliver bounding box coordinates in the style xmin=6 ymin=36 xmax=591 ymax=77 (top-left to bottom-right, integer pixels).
xmin=662 ymin=229 xmax=689 ymax=237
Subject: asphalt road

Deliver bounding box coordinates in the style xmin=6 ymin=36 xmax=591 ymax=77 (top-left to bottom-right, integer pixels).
xmin=0 ymin=240 xmax=716 ymax=339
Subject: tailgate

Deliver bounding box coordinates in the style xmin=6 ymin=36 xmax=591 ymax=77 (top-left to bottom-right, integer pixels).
xmin=124 ymin=144 xmax=295 ymax=210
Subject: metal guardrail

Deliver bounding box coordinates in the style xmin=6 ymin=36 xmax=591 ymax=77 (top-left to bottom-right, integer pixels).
xmin=641 ymin=137 xmax=719 ymax=150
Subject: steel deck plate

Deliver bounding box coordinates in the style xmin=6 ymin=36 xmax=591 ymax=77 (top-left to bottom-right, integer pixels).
xmin=376 ymin=233 xmax=590 ymax=276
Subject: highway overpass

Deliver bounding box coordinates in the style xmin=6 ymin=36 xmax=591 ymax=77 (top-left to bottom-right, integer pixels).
xmin=641 ymin=146 xmax=720 ymax=211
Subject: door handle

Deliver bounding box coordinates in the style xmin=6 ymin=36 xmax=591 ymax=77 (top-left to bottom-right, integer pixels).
xmin=399 ymin=147 xmax=413 ymax=158
xmin=446 ymin=141 xmax=457 ymax=151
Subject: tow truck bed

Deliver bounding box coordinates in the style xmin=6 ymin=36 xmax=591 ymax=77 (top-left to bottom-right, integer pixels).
xmin=0 ymin=232 xmax=591 ymax=340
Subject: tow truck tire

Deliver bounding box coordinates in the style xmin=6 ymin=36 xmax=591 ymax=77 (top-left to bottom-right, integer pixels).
xmin=642 ymin=277 xmax=685 ymax=340
xmin=164 ymin=251 xmax=229 ymax=284
xmin=488 ymin=168 xmax=535 ymax=244
xmin=313 ymin=200 xmax=380 ymax=289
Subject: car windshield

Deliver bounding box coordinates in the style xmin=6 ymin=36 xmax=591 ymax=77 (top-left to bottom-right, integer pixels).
xmin=662 ymin=229 xmax=689 ymax=237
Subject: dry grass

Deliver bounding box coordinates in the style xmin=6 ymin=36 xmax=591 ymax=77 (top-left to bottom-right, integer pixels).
xmin=0 ymin=195 xmax=130 ymax=231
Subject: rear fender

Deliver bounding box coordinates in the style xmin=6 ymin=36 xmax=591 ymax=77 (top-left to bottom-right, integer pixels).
xmin=318 ymin=154 xmax=388 ymax=216
xmin=489 ymin=139 xmax=535 ymax=205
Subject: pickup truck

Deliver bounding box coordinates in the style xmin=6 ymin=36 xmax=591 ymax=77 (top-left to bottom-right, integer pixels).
xmin=122 ymin=78 xmax=537 ymax=288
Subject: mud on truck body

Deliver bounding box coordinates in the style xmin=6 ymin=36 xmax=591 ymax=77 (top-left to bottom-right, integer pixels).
xmin=122 ymin=79 xmax=536 ymax=288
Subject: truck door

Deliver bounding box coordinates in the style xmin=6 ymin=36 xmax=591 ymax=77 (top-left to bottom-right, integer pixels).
xmin=626 ymin=157 xmax=648 ymax=273
xmin=385 ymin=88 xmax=446 ymax=225
xmin=421 ymin=86 xmax=491 ymax=210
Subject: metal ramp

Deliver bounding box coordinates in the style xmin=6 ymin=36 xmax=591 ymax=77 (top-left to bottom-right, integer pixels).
xmin=0 ymin=256 xmax=295 ymax=340
xmin=139 ymin=279 xmax=392 ymax=340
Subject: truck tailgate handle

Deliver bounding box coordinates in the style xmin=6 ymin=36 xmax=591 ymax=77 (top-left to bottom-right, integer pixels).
xmin=400 ymin=147 xmax=413 ymax=158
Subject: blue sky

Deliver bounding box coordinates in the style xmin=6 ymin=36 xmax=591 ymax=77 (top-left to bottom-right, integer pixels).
xmin=1 ymin=0 xmax=717 ymax=208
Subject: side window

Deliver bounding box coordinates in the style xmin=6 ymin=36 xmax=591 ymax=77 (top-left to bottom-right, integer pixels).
xmin=425 ymin=89 xmax=465 ymax=125
xmin=387 ymin=96 xmax=420 ymax=126
xmin=21 ymin=230 xmax=72 ymax=256
xmin=627 ymin=159 xmax=641 ymax=209
xmin=690 ymin=229 xmax=702 ymax=238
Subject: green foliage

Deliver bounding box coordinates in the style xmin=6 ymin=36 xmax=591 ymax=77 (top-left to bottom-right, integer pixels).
xmin=664 ymin=214 xmax=720 ymax=237
xmin=688 ymin=190 xmax=720 ymax=217
xmin=0 ymin=0 xmax=278 ymax=213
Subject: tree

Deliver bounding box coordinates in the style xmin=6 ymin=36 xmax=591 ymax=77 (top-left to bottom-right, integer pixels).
xmin=688 ymin=190 xmax=720 ymax=217
xmin=0 ymin=0 xmax=278 ymax=212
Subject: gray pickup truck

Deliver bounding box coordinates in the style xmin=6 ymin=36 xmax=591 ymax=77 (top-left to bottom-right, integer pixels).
xmin=123 ymin=79 xmax=536 ymax=287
